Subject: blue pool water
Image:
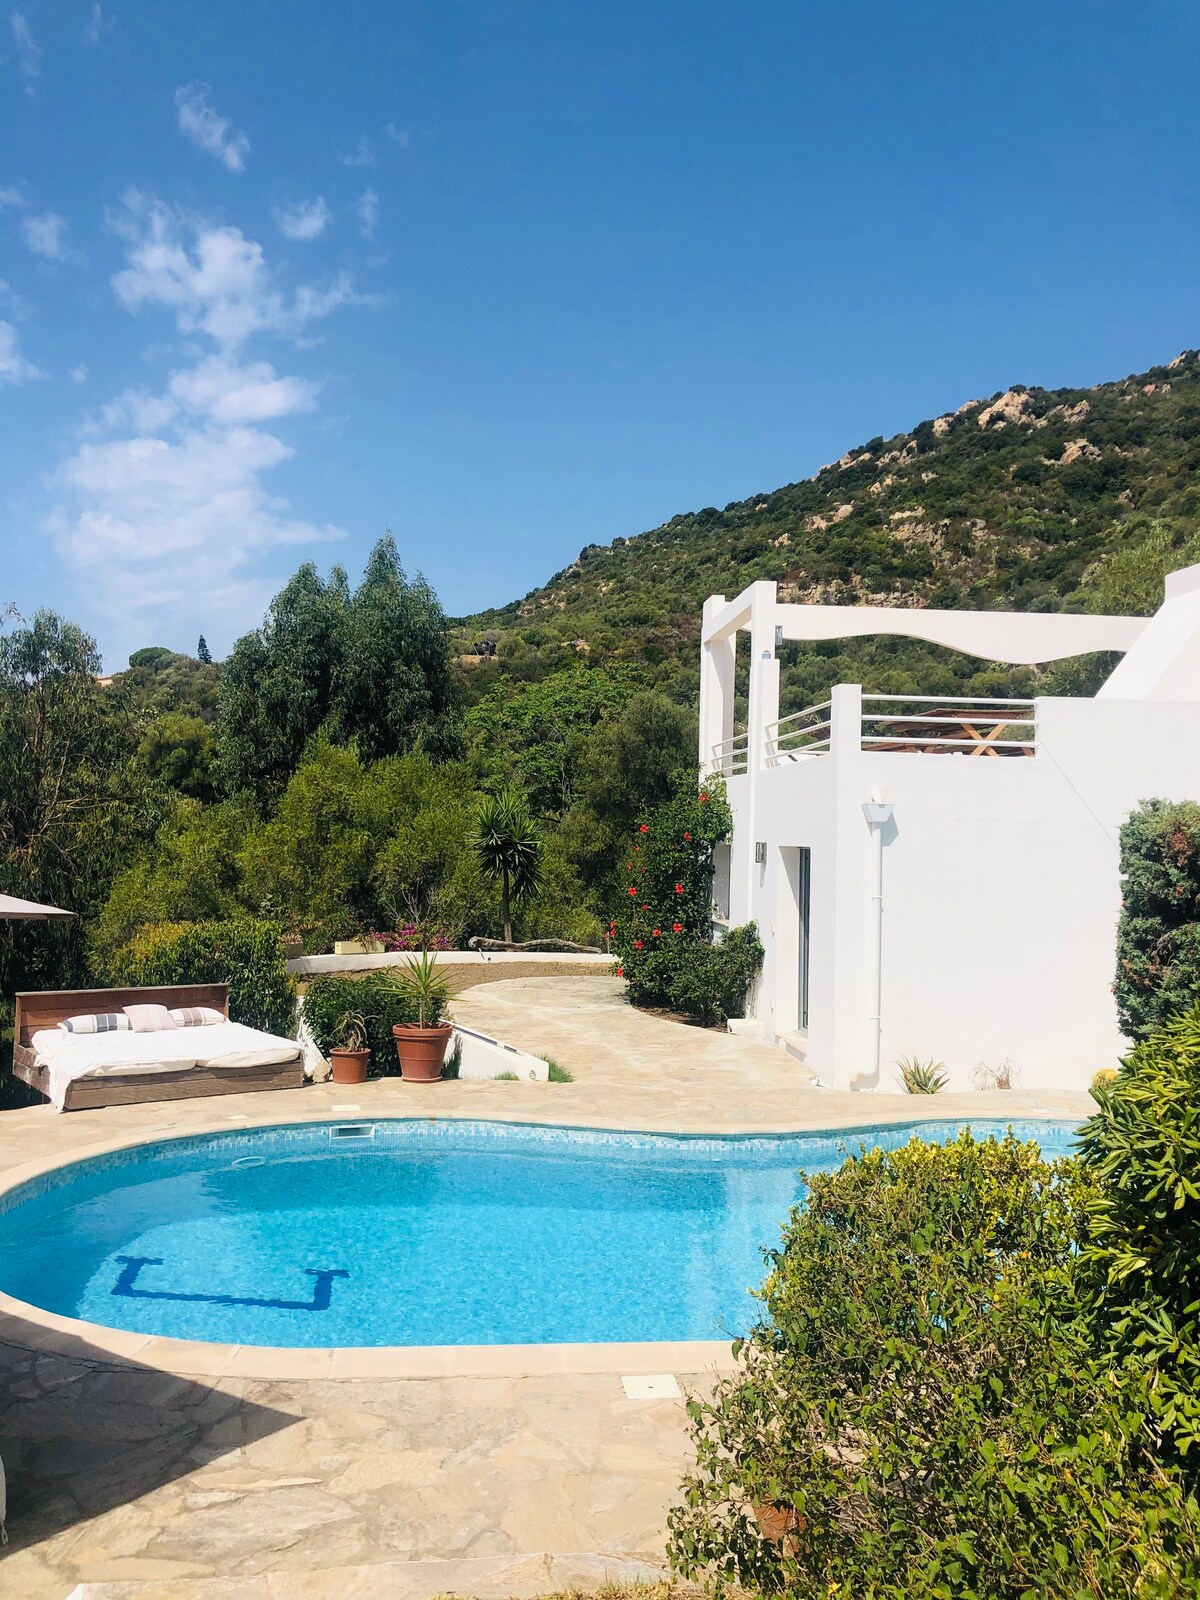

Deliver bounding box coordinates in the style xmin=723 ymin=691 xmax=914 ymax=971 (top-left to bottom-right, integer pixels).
xmin=0 ymin=1118 xmax=1079 ymax=1347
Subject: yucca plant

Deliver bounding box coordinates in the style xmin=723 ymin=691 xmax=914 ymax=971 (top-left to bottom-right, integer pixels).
xmin=335 ymin=1010 xmax=368 ymax=1051
xmin=473 ymin=788 xmax=543 ymax=943
xmin=394 ymin=950 xmax=451 ymax=1027
xmin=897 ymin=1054 xmax=948 ymax=1094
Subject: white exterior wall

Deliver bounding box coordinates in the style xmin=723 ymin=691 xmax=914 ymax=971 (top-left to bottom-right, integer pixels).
xmin=707 ymin=571 xmax=1200 ymax=1096
xmin=728 ymin=697 xmax=1200 ymax=1093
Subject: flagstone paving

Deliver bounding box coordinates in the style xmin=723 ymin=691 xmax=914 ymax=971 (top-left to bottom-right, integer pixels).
xmin=0 ymin=976 xmax=1093 ymax=1598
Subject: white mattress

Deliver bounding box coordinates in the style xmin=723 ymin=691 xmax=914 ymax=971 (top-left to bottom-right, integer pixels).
xmin=30 ymin=1020 xmax=301 ymax=1111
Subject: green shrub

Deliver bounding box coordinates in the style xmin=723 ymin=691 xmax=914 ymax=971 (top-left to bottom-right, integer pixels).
xmin=661 ymin=923 xmax=763 ymax=1026
xmin=108 ymin=920 xmax=296 ymax=1036
xmin=302 ymin=971 xmax=419 ymax=1077
xmin=546 ymin=1057 xmax=574 ymax=1082
xmin=1114 ymin=800 xmax=1200 ymax=1040
xmin=1078 ymin=1004 xmax=1200 ymax=1475
xmin=670 ymin=1132 xmax=1200 ymax=1598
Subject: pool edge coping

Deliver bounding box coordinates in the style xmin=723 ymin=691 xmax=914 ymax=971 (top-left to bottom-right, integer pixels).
xmin=0 ymin=1103 xmax=1083 ymax=1382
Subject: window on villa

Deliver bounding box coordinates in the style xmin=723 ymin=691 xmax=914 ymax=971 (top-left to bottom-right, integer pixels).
xmin=712 ymin=841 xmax=731 ymax=925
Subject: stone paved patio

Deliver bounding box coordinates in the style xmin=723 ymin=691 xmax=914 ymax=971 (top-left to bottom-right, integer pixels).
xmin=0 ymin=976 xmax=1093 ymax=1598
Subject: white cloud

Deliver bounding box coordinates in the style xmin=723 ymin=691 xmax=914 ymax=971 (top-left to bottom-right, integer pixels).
xmin=0 ymin=185 xmax=23 ymax=209
xmin=71 ymin=364 xmax=88 ymax=383
xmin=342 ymin=136 xmax=374 ymax=168
xmin=82 ymin=3 xmax=110 ymax=45
xmin=0 ymin=319 xmax=42 ymax=384
xmin=383 ymin=123 xmax=409 ymax=148
xmin=9 ymin=12 xmax=40 ymax=97
xmin=174 ymin=81 xmax=250 ymax=173
xmin=51 ymin=204 xmax=355 ymax=649
xmin=167 ymin=354 xmax=319 ymax=425
xmin=110 ymin=195 xmax=366 ymax=348
xmin=22 ymin=210 xmax=82 ymax=264
xmin=273 ymin=196 xmax=331 ymax=242
xmin=355 ymin=188 xmax=379 ymax=240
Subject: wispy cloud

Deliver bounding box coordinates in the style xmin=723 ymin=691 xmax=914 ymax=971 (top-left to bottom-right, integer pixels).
xmin=342 ymin=136 xmax=375 ymax=169
xmin=82 ymin=4 xmax=110 ymax=45
xmin=22 ymin=210 xmax=84 ymax=265
xmin=71 ymin=364 xmax=89 ymax=383
xmin=174 ymin=82 xmax=250 ymax=173
xmin=383 ymin=123 xmax=410 ymax=148
xmin=273 ymin=196 xmax=332 ymax=242
xmin=355 ymin=188 xmax=379 ymax=240
xmin=109 ymin=193 xmax=369 ymax=348
xmin=0 ymin=319 xmax=42 ymax=384
xmin=0 ymin=185 xmax=23 ymax=210
xmin=9 ymin=12 xmax=40 ymax=97
xmin=51 ymin=203 xmax=363 ymax=651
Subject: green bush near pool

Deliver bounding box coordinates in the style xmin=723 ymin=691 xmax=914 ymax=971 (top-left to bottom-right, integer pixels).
xmin=107 ymin=919 xmax=297 ymax=1037
xmin=303 ymin=971 xmax=420 ymax=1076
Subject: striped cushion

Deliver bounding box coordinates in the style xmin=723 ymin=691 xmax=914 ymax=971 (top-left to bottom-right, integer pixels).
xmin=58 ymin=1012 xmax=132 ymax=1034
xmin=169 ymin=1006 xmax=224 ymax=1028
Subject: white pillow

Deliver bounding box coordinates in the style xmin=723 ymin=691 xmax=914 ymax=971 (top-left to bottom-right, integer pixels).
xmin=123 ymin=1003 xmax=180 ymax=1033
xmin=169 ymin=1006 xmax=224 ymax=1028
xmin=58 ymin=1012 xmax=132 ymax=1034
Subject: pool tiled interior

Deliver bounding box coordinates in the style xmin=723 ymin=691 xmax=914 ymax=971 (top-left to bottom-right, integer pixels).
xmin=0 ymin=977 xmax=1093 ymax=1599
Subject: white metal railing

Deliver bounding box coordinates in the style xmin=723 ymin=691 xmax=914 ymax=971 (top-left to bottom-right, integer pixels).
xmin=710 ymin=729 xmax=749 ymax=776
xmin=763 ymin=693 xmax=1037 ymax=767
xmin=860 ymin=695 xmax=1036 ymax=756
xmin=764 ymin=700 xmax=833 ymax=765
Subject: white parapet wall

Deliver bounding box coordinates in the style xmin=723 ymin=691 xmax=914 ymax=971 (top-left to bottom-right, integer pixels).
xmin=451 ymin=1024 xmax=550 ymax=1081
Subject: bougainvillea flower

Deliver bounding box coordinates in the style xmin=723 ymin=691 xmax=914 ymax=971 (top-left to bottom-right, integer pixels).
xmin=634 ymin=940 xmax=644 ymax=949
xmin=672 ymin=922 xmax=682 ymax=932
xmin=675 ymin=883 xmax=684 ymax=894
xmin=639 ymin=823 xmax=649 ymax=833
xmin=628 ymin=886 xmax=637 ymax=896
xmin=652 ymin=929 xmax=661 ymax=938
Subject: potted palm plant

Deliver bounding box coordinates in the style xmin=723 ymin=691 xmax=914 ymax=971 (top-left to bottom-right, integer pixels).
xmin=329 ymin=1011 xmax=371 ymax=1084
xmin=391 ymin=952 xmax=454 ymax=1082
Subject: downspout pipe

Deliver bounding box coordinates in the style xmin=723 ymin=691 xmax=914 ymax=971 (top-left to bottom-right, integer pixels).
xmin=859 ymin=799 xmax=894 ymax=1090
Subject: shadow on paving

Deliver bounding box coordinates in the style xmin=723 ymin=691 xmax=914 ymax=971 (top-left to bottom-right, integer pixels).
xmin=0 ymin=1309 xmax=296 ymax=1562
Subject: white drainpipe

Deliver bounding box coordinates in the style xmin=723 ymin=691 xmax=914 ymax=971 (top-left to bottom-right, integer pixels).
xmin=858 ymin=798 xmax=894 ymax=1090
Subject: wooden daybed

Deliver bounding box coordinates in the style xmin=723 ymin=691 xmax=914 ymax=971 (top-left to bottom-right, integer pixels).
xmin=12 ymin=983 xmax=305 ymax=1111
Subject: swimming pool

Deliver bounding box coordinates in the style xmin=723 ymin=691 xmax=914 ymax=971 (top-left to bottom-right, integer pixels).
xmin=0 ymin=1118 xmax=1079 ymax=1348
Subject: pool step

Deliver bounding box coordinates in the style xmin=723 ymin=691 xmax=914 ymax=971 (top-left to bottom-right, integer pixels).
xmin=68 ymin=1550 xmax=666 ymax=1600
xmin=776 ymin=1031 xmax=818 ymax=1077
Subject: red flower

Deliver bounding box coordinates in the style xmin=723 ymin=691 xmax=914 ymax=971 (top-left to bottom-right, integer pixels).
xmin=639 ymin=823 xmax=649 ymax=833
xmin=616 ymin=967 xmax=624 ymax=977
xmin=641 ymin=903 xmax=649 ymax=910
xmin=627 ymin=887 xmax=637 ymax=896
xmin=652 ymin=929 xmax=661 ymax=938
xmin=699 ymin=792 xmax=709 ymax=803
xmin=634 ymin=940 xmax=644 ymax=949
xmin=672 ymin=922 xmax=682 ymax=932
xmin=675 ymin=883 xmax=684 ymax=894
xmin=684 ymin=831 xmax=691 ymax=841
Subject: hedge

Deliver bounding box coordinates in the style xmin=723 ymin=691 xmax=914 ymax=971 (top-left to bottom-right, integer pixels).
xmin=302 ymin=970 xmax=420 ymax=1077
xmin=108 ymin=919 xmax=297 ymax=1037
xmin=1115 ymin=799 xmax=1200 ymax=1040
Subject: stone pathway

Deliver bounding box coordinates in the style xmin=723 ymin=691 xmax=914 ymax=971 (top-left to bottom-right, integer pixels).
xmin=0 ymin=976 xmax=1093 ymax=1598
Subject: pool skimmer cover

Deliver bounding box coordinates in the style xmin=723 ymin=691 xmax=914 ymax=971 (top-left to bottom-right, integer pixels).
xmin=621 ymin=1374 xmax=681 ymax=1401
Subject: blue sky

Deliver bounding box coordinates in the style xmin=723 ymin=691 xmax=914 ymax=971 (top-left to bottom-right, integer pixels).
xmin=2 ymin=1 xmax=1198 ymax=668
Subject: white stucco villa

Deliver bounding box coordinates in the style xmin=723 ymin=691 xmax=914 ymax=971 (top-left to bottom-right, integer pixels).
xmin=700 ymin=563 xmax=1200 ymax=1093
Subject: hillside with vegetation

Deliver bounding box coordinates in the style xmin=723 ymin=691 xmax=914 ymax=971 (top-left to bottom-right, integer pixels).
xmin=457 ymin=348 xmax=1200 ymax=713
xmin=5 ymin=348 xmax=1200 ymax=1045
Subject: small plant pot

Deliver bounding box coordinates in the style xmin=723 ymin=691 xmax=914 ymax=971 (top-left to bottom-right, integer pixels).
xmin=392 ymin=1023 xmax=454 ymax=1082
xmin=329 ymin=1046 xmax=371 ymax=1085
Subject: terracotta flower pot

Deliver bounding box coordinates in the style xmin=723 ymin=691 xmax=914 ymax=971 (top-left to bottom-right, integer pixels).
xmin=392 ymin=1023 xmax=453 ymax=1082
xmin=329 ymin=1046 xmax=370 ymax=1085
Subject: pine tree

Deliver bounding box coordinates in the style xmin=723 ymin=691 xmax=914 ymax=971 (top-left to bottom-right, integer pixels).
xmin=197 ymin=635 xmax=212 ymax=664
